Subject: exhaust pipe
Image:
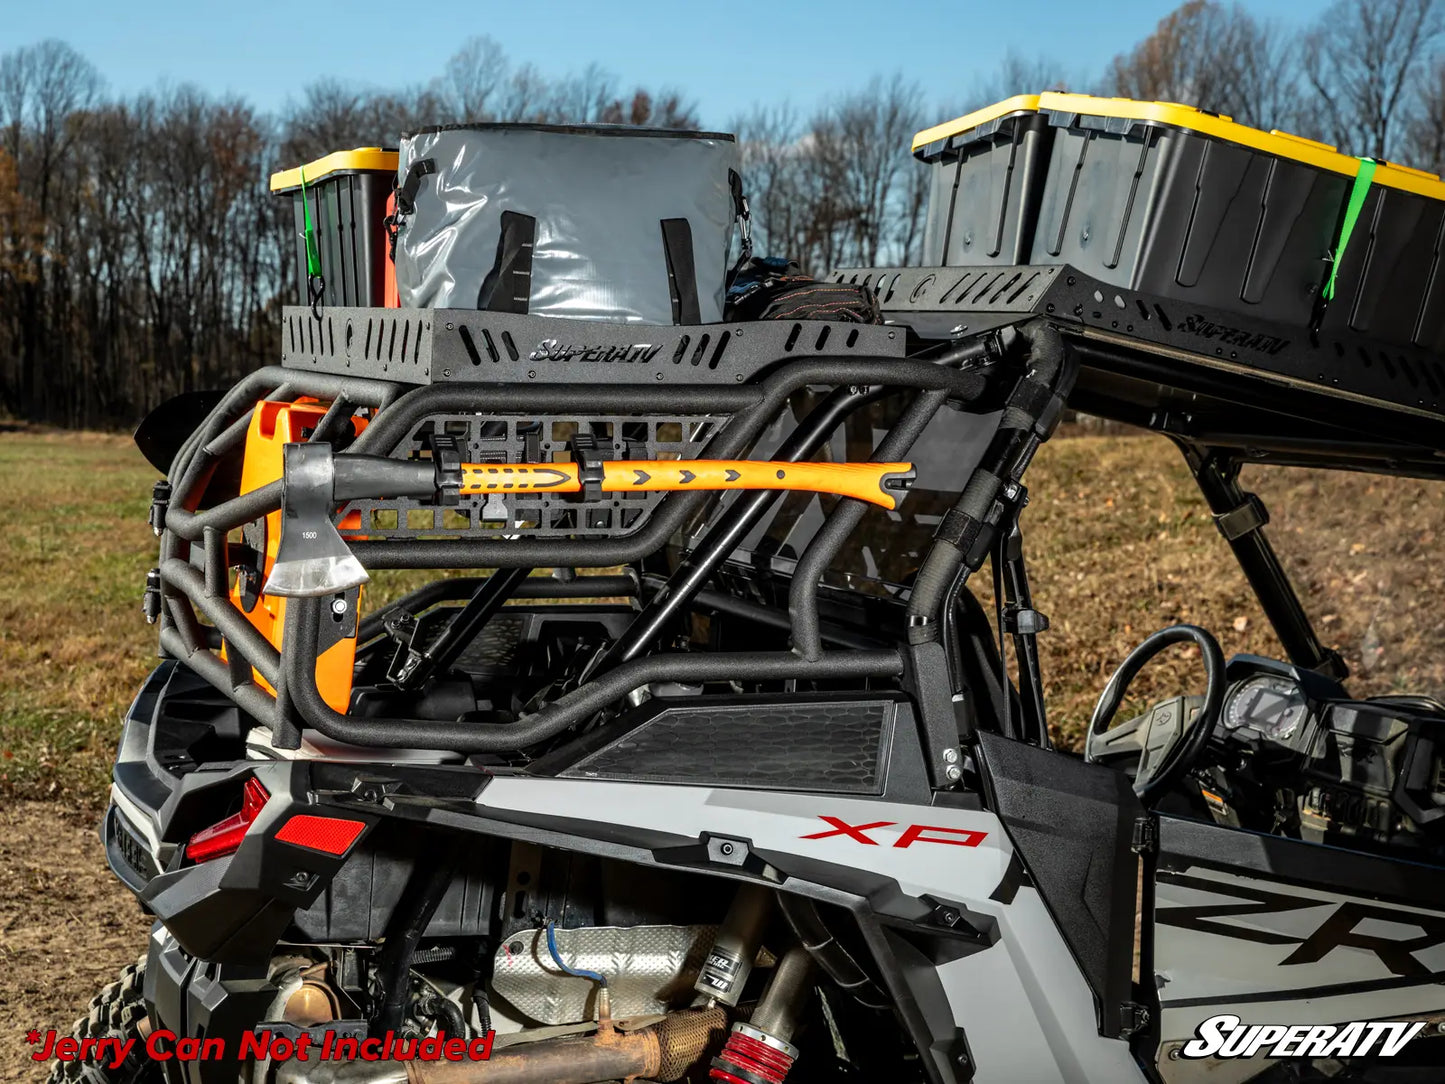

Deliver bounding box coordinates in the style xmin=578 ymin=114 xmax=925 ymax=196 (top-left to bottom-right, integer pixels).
xmin=407 ymin=1008 xmax=727 ymax=1084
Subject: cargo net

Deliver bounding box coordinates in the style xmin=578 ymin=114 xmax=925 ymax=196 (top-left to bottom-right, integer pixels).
xmin=339 ymin=413 xmax=729 ymax=538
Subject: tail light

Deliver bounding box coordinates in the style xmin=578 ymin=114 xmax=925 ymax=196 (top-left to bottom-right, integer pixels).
xmin=185 ymin=776 xmax=269 ymax=862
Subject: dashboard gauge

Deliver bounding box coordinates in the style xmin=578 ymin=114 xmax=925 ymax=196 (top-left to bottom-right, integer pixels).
xmin=1224 ymin=674 xmax=1309 ymax=741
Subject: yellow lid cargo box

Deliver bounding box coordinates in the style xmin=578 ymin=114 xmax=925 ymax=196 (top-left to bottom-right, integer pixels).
xmin=270 ymin=148 xmax=398 ymax=309
xmin=912 ymin=95 xmax=1049 ymax=268
xmin=915 ymin=93 xmax=1445 ymax=349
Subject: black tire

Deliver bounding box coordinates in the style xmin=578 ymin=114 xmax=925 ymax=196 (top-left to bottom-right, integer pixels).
xmin=47 ymin=955 xmax=158 ymax=1084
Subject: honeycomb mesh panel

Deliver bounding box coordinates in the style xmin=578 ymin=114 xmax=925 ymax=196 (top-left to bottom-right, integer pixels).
xmin=562 ymin=699 xmax=893 ymax=793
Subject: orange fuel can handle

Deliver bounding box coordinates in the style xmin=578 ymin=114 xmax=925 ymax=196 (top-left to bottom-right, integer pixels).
xmin=458 ymin=460 xmax=915 ymax=509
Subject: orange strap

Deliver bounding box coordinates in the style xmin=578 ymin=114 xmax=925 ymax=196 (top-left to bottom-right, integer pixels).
xmin=458 ymin=460 xmax=915 ymax=509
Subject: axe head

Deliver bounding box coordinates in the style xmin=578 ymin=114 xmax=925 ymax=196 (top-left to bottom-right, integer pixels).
xmin=263 ymin=442 xmax=370 ymax=598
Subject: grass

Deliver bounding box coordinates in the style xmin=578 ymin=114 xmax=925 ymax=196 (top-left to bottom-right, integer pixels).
xmin=1008 ymin=440 xmax=1445 ymax=746
xmin=0 ymin=430 xmax=160 ymax=806
xmin=2 ymin=426 xmax=1441 ymax=810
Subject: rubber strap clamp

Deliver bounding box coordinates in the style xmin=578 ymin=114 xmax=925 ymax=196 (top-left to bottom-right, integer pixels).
xmin=570 ymin=434 xmax=606 ymax=501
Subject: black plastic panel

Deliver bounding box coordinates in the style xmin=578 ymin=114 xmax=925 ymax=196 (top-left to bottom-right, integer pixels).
xmin=975 ymin=730 xmax=1142 ymax=1038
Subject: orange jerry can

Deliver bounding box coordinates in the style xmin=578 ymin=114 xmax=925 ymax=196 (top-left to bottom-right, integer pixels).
xmin=384 ymin=191 xmax=400 ymax=308
xmin=226 ymin=400 xmax=367 ymax=714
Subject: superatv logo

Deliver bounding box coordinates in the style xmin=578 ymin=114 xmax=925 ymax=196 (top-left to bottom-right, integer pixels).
xmin=528 ymin=339 xmax=663 ymax=364
xmin=1183 ymin=1014 xmax=1425 ymax=1059
xmin=1179 ymin=314 xmax=1290 ymax=356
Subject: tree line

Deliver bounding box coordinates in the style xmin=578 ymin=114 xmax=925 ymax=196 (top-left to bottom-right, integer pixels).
xmin=3 ymin=0 xmax=1445 ymax=428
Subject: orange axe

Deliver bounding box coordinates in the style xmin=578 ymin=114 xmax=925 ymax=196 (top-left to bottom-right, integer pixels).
xmin=265 ymin=443 xmax=913 ymax=597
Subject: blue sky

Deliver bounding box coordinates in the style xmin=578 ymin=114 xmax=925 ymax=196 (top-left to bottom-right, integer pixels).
xmin=9 ymin=0 xmax=1326 ymax=127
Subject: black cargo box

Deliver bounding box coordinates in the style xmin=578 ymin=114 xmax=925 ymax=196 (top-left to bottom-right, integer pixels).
xmin=270 ymin=149 xmax=397 ymax=309
xmin=913 ymin=95 xmax=1050 ymax=268
xmin=913 ymin=94 xmax=1445 ymax=341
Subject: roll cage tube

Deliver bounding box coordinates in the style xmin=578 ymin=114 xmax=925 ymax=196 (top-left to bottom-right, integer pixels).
xmin=906 ymin=320 xmax=1075 ymax=750
xmin=1178 ymin=442 xmax=1348 ymax=680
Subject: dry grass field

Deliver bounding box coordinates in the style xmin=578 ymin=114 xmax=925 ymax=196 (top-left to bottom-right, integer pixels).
xmin=0 ymin=424 xmax=1442 ymax=1078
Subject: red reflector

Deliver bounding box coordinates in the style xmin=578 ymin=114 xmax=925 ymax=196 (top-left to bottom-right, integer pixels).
xmin=185 ymin=777 xmax=269 ymax=862
xmin=274 ymin=814 xmax=366 ymax=856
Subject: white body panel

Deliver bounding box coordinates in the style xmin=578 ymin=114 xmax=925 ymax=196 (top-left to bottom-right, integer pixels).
xmin=479 ymin=777 xmax=1146 ymax=1083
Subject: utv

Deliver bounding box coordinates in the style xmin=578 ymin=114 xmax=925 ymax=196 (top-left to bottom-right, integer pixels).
xmin=63 ymin=99 xmax=1445 ymax=1083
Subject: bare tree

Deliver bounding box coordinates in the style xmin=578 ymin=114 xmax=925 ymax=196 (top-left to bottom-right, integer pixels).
xmin=1229 ymin=17 xmax=1302 ymax=131
xmin=732 ymin=104 xmax=816 ymax=264
xmin=966 ymin=51 xmax=1071 ymax=112
xmin=436 ymin=36 xmax=510 ymax=121
xmin=1405 ymin=56 xmax=1445 ymax=169
xmin=810 ymin=74 xmax=927 ymax=268
xmin=599 ymin=89 xmax=698 ymax=129
xmin=1106 ymin=1 xmax=1299 ymax=128
xmin=1302 ymin=0 xmax=1442 ymax=157
xmin=0 ymin=39 xmax=102 ymax=420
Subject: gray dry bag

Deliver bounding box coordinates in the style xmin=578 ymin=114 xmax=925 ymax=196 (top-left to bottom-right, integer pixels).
xmin=391 ymin=124 xmax=745 ymax=324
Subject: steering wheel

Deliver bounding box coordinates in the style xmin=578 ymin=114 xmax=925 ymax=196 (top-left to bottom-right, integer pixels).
xmin=1083 ymin=624 xmax=1226 ymax=805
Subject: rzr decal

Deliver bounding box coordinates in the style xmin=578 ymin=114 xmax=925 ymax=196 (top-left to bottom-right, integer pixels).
xmin=799 ymin=816 xmax=987 ymax=849
xmin=1158 ymin=871 xmax=1445 ymax=978
xmin=1182 ymin=1014 xmax=1425 ymax=1059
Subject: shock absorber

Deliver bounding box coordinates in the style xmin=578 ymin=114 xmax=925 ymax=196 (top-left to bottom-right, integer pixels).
xmin=710 ymin=945 xmax=813 ymax=1084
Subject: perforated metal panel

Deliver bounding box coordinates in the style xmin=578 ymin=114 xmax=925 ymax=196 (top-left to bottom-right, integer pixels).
xmin=561 ymin=697 xmax=896 ymax=793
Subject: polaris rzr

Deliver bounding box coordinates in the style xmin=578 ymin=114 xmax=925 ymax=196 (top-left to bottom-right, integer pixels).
xmin=58 ymin=99 xmax=1445 ymax=1084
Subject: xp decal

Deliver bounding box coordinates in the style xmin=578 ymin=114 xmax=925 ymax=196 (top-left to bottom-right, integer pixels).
xmin=799 ymin=816 xmax=990 ymax=848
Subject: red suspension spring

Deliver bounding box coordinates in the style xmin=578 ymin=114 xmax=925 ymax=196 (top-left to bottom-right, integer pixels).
xmin=710 ymin=1022 xmax=798 ymax=1084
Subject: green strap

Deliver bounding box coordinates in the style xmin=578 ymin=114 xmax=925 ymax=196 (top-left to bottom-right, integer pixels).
xmin=1324 ymin=157 xmax=1376 ymax=302
xmin=299 ymin=165 xmax=322 ymax=279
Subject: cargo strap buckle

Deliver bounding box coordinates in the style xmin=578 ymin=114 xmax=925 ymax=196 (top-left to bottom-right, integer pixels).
xmin=727 ymin=168 xmax=753 ymax=283
xmin=383 ymin=610 xmax=428 ymax=688
xmin=298 ymin=163 xmax=327 ymax=319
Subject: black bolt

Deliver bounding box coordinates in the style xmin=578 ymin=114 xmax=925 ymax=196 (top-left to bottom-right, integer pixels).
xmin=508 ymin=941 xmax=524 ymax=955
xmin=719 ymin=842 xmax=735 ymax=856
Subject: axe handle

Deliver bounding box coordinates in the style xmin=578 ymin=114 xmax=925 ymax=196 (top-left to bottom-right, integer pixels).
xmin=458 ymin=460 xmax=915 ymax=509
